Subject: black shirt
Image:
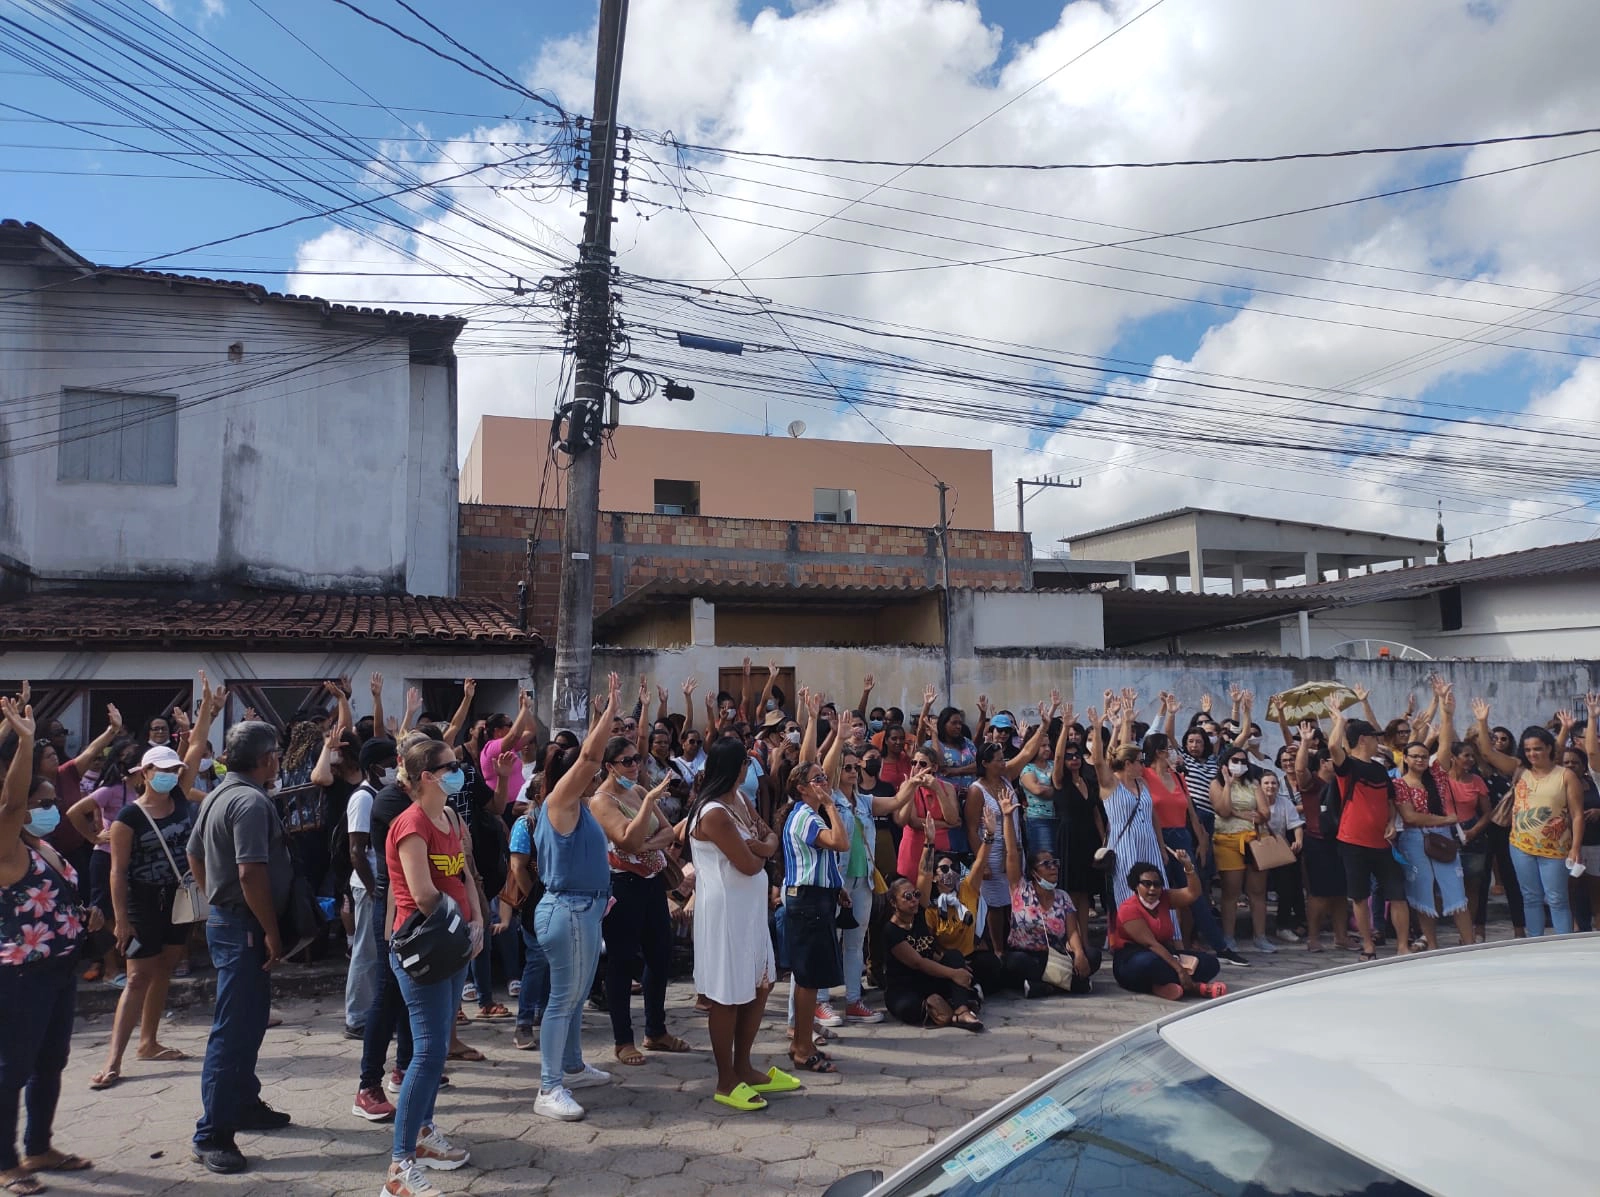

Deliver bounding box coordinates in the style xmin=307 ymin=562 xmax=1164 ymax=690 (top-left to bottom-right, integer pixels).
xmin=368 ymin=782 xmax=412 ymax=908
xmin=113 ymin=794 xmax=194 ymax=887
xmin=882 ymin=910 xmax=939 ymax=995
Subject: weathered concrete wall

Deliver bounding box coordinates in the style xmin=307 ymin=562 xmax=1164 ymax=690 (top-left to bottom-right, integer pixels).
xmin=0 ymin=267 xmax=456 ymax=596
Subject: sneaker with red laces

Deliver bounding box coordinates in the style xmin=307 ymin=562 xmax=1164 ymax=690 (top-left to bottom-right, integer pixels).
xmin=382 ymin=1159 xmax=439 ymax=1196
xmin=352 ymin=1087 xmax=396 ymax=1123
xmin=844 ymin=1001 xmax=884 ymax=1024
xmin=814 ymin=1002 xmax=845 ymax=1028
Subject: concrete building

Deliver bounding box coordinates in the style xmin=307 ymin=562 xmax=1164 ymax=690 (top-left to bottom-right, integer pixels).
xmin=0 ymin=220 xmax=462 ymax=597
xmin=460 ymin=415 xmax=994 ymax=530
xmin=1047 ymin=506 xmax=1437 ymax=594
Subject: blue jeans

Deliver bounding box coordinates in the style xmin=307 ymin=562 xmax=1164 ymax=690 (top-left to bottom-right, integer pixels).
xmin=517 ymin=925 xmax=551 ymax=1028
xmin=533 ymin=891 xmax=606 ymax=1091
xmin=391 ymin=955 xmax=467 ymax=1162
xmin=345 ymin=884 xmax=379 ymax=1030
xmin=1025 ymin=817 xmax=1059 ymax=857
xmin=470 ymin=900 xmax=520 ymax=1008
xmin=1510 ymin=846 xmax=1572 ymax=936
xmin=1162 ymin=826 xmax=1226 ymax=950
xmin=1399 ymin=828 xmax=1468 ymax=918
xmin=818 ymin=875 xmax=872 ymax=1007
xmin=0 ymin=958 xmax=76 ymax=1171
xmin=195 ymin=907 xmax=271 ymax=1145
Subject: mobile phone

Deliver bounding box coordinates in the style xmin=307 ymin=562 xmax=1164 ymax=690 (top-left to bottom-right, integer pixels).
xmin=127 ymin=937 xmax=142 ymax=956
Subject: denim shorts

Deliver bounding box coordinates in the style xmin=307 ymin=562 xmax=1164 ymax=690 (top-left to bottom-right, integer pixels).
xmin=783 ymin=887 xmax=843 ymax=990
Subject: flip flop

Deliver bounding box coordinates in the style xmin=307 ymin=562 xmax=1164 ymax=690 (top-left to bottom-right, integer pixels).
xmin=750 ymin=1066 xmax=802 ymax=1094
xmin=614 ymin=1044 xmax=647 ymax=1067
xmin=788 ymin=1053 xmax=837 ymax=1074
xmin=20 ymin=1153 xmax=91 ymax=1173
xmin=87 ymin=1069 xmax=120 ymax=1091
xmin=712 ymin=1082 xmax=767 ymax=1112
xmin=642 ymin=1034 xmax=691 ymax=1053
xmin=137 ymin=1047 xmax=187 ymax=1062
xmin=1196 ymin=982 xmax=1228 ymax=999
xmin=447 ymin=1045 xmax=486 ymax=1062
xmin=0 ymin=1172 xmax=44 ymax=1195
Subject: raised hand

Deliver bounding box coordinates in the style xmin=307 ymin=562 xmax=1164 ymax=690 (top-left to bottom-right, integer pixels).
xmin=1298 ymin=719 xmax=1318 ymax=742
xmin=1239 ymin=690 xmax=1254 ymax=711
xmin=171 ymin=705 xmax=192 ymax=734
xmin=981 ymin=801 xmax=997 ymax=840
xmin=1228 ymin=682 xmax=1243 ymax=703
xmin=921 ymin=813 xmax=937 ymax=844
xmin=607 ymin=672 xmax=622 ymax=702
xmin=1350 ymin=683 xmax=1369 ymax=702
xmin=638 ymin=676 xmax=650 ymax=702
xmin=683 ymin=677 xmax=698 ymax=696
xmin=1060 ymin=703 xmax=1075 ymax=728
xmin=923 ymin=684 xmax=937 ymax=707
xmin=1587 ymin=692 xmax=1600 ymax=718
xmin=862 ymin=673 xmax=875 ymax=692
xmin=384 ymin=715 xmax=398 ymax=736
xmin=338 ymin=674 xmax=353 ymax=697
xmin=243 ymin=706 xmax=259 ymax=722
xmin=370 ymin=672 xmax=384 ymax=698
xmin=0 ymin=697 xmax=34 ymax=739
xmin=106 ymin=703 xmax=124 ymax=733
xmin=404 ymin=686 xmax=421 ymax=713
xmin=323 ymin=724 xmax=342 ymax=750
xmin=1200 ymin=692 xmax=1213 ymax=714
xmin=463 ymin=678 xmax=477 ymax=701
xmin=1121 ymin=687 xmax=1138 ymax=708
xmin=805 ymin=689 xmax=823 ymax=718
xmin=768 ymin=659 xmax=780 ymax=679
xmin=742 ymin=657 xmax=753 ymax=674
xmin=1471 ymin=697 xmax=1490 ymax=722
xmin=1049 ymin=689 xmax=1062 ymax=716
xmin=1440 ymin=685 xmax=1456 ymax=714
xmin=657 ymin=684 xmax=668 ymax=705
xmin=997 ymin=791 xmax=1018 ymax=820
xmin=1555 ymin=709 xmax=1576 ymax=736
xmin=1085 ymin=706 xmax=1101 ymax=729
xmin=976 ymin=694 xmax=989 ymax=717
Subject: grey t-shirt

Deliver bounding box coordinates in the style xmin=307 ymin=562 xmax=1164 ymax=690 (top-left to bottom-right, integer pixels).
xmin=187 ymin=772 xmax=293 ymax=915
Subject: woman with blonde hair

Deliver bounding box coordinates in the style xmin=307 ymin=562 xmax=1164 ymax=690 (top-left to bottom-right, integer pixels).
xmin=1086 ymin=694 xmax=1166 ymax=928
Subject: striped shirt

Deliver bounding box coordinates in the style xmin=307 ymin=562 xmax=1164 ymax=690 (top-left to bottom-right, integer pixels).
xmin=783 ymin=802 xmax=843 ymax=889
xmin=1177 ymin=750 xmax=1219 ymax=818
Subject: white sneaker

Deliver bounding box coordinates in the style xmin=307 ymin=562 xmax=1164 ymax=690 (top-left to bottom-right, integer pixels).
xmin=1276 ymin=928 xmax=1301 ymax=944
xmin=508 ymin=980 xmax=521 ymax=997
xmin=562 ymin=1063 xmax=612 ymax=1090
xmin=414 ymin=1123 xmax=469 ymax=1171
xmin=534 ymin=1086 xmax=586 ymax=1121
xmin=1252 ymin=936 xmax=1280 ymax=954
xmin=381 ymin=1159 xmax=439 ymax=1196
xmin=461 ymin=982 xmax=478 ymax=1003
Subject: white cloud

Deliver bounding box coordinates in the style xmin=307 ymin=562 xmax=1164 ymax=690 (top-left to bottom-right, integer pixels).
xmin=292 ymin=0 xmax=1600 ymax=558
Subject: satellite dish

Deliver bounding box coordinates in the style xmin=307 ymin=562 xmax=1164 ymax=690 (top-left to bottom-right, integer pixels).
xmin=786 ymin=420 xmax=806 ymax=438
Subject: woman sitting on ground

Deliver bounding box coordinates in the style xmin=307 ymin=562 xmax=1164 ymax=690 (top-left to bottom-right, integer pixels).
xmin=997 ymin=792 xmax=1100 ymax=996
xmin=914 ymin=810 xmax=1004 ymax=994
xmin=1109 ymin=855 xmax=1226 ymax=1002
xmin=881 ymin=872 xmax=983 ymax=1031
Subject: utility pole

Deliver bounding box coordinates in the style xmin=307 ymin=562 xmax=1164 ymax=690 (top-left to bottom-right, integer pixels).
xmin=1016 ymin=474 xmax=1082 ymax=534
xmin=551 ymin=0 xmax=629 ymax=731
xmin=936 ymin=480 xmax=953 ymax=703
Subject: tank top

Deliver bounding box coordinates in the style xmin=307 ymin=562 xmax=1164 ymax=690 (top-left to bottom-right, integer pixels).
xmin=1215 ymin=780 xmax=1259 ymax=835
xmin=1 ymin=843 xmax=88 ymax=967
xmin=603 ymin=790 xmax=667 ymax=878
xmin=534 ymin=799 xmax=611 ymax=893
xmin=1143 ymin=766 xmax=1190 ymax=830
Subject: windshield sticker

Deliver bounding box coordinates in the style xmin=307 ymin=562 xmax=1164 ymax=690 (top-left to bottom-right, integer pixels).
xmin=953 ymin=1097 xmax=1078 ymax=1181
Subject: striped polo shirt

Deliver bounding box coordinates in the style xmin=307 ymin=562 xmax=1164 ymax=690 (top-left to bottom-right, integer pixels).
xmin=783 ymin=802 xmax=843 ymax=889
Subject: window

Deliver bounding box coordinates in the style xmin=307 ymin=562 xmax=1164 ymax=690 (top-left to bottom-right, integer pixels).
xmin=653 ymin=478 xmax=699 ymax=515
xmin=57 ymin=389 xmax=177 ymax=485
xmin=813 ymin=487 xmax=856 ymax=523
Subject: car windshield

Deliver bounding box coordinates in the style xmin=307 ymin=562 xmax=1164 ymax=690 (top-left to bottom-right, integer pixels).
xmin=883 ymin=1025 xmax=1423 ymax=1196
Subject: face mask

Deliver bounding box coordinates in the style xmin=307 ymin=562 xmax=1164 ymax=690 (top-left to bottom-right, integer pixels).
xmin=1248 ymin=735 xmax=1262 ymax=746
xmin=1034 ymin=877 xmax=1057 ymax=893
xmin=267 ymin=782 xmax=281 ymax=797
xmin=862 ymin=759 xmax=881 ymax=776
xmin=380 ymin=767 xmax=398 ymax=786
xmin=439 ymin=769 xmax=466 ymax=796
xmin=868 ymin=719 xmax=884 ymax=733
xmin=1228 ymin=761 xmax=1249 ymax=777
xmin=150 ymin=730 xmax=169 ymax=744
xmin=199 ymin=757 xmax=214 ymax=772
xmin=817 ymin=719 xmax=833 ymax=741
xmin=148 ymin=771 xmax=180 ymax=794
xmin=1165 ymin=750 xmax=1178 ymax=768
xmin=1139 ymin=891 xmax=1161 ymax=911
xmin=329 ymin=751 xmax=342 ymax=764
xmin=786 ymin=731 xmax=801 ymax=746
xmin=614 ymin=774 xmax=636 ymax=790
xmin=765 ymin=698 xmax=779 ymax=711
xmin=25 ymin=806 xmax=60 ymax=838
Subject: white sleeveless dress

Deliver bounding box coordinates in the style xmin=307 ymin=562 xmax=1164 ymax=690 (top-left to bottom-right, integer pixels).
xmin=690 ymin=801 xmax=775 ymax=1006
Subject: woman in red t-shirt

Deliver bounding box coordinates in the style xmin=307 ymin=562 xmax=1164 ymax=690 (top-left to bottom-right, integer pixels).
xmin=1109 ymin=854 xmax=1225 ymax=1002
xmin=383 ymin=739 xmax=485 ymax=1192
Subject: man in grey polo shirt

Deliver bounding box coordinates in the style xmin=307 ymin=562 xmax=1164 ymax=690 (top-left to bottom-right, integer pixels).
xmin=185 ymin=720 xmax=294 ymax=1174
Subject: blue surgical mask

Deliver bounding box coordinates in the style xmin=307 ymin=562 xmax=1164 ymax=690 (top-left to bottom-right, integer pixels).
xmin=439 ymin=769 xmax=465 ymax=796
xmin=614 ymin=775 xmax=636 ymax=791
xmin=765 ymin=698 xmax=779 ymax=711
xmin=868 ymin=720 xmax=884 ymax=733
xmin=25 ymin=806 xmax=60 ymax=838
xmin=148 ymin=771 xmax=181 ymax=794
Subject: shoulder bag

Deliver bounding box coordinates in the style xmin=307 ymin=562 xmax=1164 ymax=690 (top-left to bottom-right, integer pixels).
xmin=138 ymin=802 xmax=208 ymax=925
xmin=1247 ymin=830 xmax=1297 ymax=872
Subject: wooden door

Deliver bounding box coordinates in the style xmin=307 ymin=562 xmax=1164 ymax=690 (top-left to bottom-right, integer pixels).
xmin=716 ymin=665 xmax=798 ymax=721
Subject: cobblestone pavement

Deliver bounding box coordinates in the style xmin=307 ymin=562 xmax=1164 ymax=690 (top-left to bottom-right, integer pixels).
xmin=38 ymin=941 xmax=1375 ymax=1196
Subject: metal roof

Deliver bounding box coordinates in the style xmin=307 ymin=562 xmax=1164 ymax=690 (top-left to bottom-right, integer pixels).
xmin=1 ymin=220 xmax=466 ymax=336
xmin=1065 ymin=505 xmax=1434 ymax=547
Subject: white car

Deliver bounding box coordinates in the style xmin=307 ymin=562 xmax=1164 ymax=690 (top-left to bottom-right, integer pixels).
xmin=824 ymin=936 xmax=1599 ymax=1197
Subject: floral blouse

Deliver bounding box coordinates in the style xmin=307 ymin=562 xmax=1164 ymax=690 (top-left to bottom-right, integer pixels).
xmin=1007 ymin=877 xmax=1076 ymax=953
xmin=1 ymin=846 xmax=89 ymax=967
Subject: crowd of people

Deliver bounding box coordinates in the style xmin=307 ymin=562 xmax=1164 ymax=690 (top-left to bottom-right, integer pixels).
xmin=0 ymin=661 xmax=1596 ymax=1195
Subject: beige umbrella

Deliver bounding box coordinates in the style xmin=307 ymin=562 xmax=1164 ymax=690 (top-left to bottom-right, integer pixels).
xmin=1267 ymin=682 xmax=1360 ymax=725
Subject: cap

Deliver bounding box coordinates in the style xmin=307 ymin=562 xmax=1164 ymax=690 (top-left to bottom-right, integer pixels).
xmin=136 ymin=745 xmax=183 ymax=772
xmin=1345 ymin=718 xmax=1380 ymax=742
xmin=359 ymin=738 xmax=399 ymax=773
xmin=989 ymin=713 xmax=1016 ymax=730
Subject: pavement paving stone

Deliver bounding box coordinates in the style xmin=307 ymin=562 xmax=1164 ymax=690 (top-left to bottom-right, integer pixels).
xmin=30 ymin=941 xmax=1437 ymax=1195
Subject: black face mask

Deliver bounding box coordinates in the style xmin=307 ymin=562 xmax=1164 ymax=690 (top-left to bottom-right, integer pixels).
xmin=862 ymin=759 xmax=881 ymax=776
xmin=817 ymin=719 xmax=833 ymax=742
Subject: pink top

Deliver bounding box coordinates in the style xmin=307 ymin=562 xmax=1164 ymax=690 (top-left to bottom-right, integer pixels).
xmin=1444 ymin=772 xmax=1487 ymax=823
xmin=480 ymin=736 xmax=527 ymax=802
xmin=86 ymin=781 xmax=136 ymax=855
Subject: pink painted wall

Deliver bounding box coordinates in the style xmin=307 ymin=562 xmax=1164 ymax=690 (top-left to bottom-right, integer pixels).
xmin=462 ymin=416 xmax=994 ymax=530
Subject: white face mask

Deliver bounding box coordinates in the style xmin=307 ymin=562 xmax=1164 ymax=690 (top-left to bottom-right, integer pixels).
xmin=1139 ymin=890 xmax=1162 ymax=911
xmin=1034 ymin=877 xmax=1056 ymax=893
xmin=380 ymin=767 xmax=398 ymax=786
xmin=200 ymin=757 xmax=214 ymax=772
xmin=1228 ymin=761 xmax=1249 ymax=777
xmin=786 ymin=731 xmax=801 ymax=746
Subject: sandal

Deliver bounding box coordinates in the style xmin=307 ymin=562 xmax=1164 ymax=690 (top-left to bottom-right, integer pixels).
xmin=788 ymin=1053 xmax=837 ymax=1074
xmin=0 ymin=1171 xmax=44 ymax=1195
xmin=952 ymin=1011 xmax=984 ymax=1032
xmin=642 ymin=1034 xmax=691 ymax=1053
xmin=87 ymin=1069 xmax=120 ymax=1091
xmin=136 ymin=1046 xmax=186 ymax=1062
xmin=1358 ymin=950 xmax=1378 ymax=962
xmin=455 ymin=1009 xmax=469 ymax=1026
xmin=80 ymin=963 xmax=102 ymax=983
xmin=750 ymin=1066 xmax=802 ymax=1094
xmin=1196 ymin=982 xmax=1229 ymax=999
xmin=447 ymin=1045 xmax=486 ymax=1062
xmin=19 ymin=1153 xmax=90 ymax=1174
xmin=614 ymin=1044 xmax=648 ymax=1067
xmin=712 ymin=1082 xmax=767 ymax=1112
xmin=476 ymin=1003 xmax=512 ymax=1020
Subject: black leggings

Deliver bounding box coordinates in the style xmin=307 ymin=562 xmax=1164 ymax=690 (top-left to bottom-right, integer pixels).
xmin=0 ymin=958 xmax=76 ymax=1172
xmin=884 ymin=950 xmax=982 ymax=1025
xmin=1478 ymin=823 xmax=1526 ymax=931
xmin=1002 ymin=945 xmax=1103 ymax=995
xmin=1112 ymin=945 xmax=1220 ymax=993
xmin=603 ymin=871 xmax=672 ymax=1046
xmin=359 ymin=929 xmax=412 ymax=1090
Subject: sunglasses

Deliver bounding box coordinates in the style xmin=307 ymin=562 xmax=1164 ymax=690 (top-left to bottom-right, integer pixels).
xmin=1033 ymin=857 xmax=1059 ymax=868
xmin=841 ymin=764 xmax=859 ymax=773
xmin=1136 ymin=878 xmax=1162 ymax=889
xmin=934 ymin=864 xmax=956 ymax=875
xmin=614 ymin=754 xmax=641 ymax=767
xmin=430 ymin=761 xmax=462 ymax=776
